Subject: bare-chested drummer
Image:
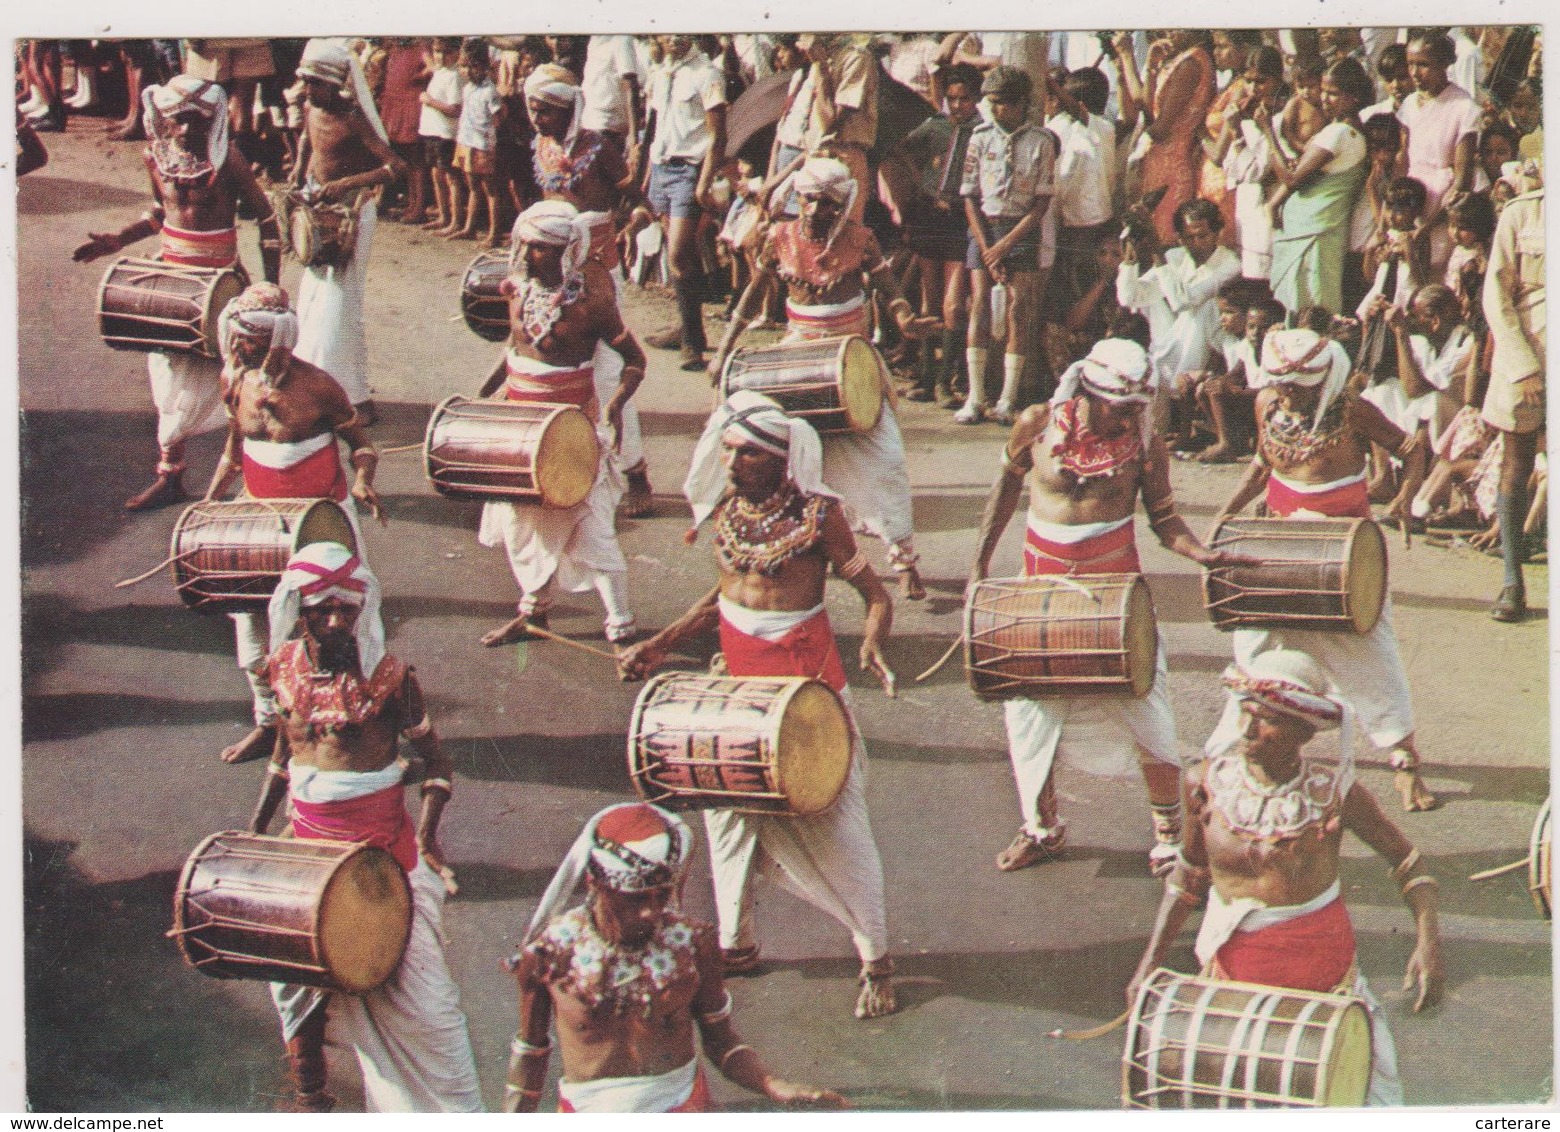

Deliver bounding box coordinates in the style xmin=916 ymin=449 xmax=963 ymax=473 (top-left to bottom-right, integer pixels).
xmin=708 ymin=154 xmax=941 ymax=600
xmin=247 ymin=542 xmax=482 ymax=1112
xmin=1212 ymin=323 xmax=1436 ymax=812
xmin=71 ymin=74 xmax=280 ymax=512
xmin=291 ymin=39 xmax=408 ymax=423
xmin=204 ymin=282 xmax=383 ymax=765
xmin=505 ymin=802 xmax=848 ymax=1112
xmin=476 ymin=200 xmax=647 ymax=647
xmin=970 ymin=334 xmax=1254 ymax=875
xmin=619 ymin=391 xmax=898 ymax=1019
xmin=1127 ymin=649 xmax=1443 ymax=1106
xmin=525 ymin=63 xmax=656 ymax=518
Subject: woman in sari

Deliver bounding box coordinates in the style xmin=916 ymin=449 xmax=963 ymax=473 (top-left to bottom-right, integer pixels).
xmin=1139 ymin=29 xmax=1216 ymax=246
xmin=1263 ymin=56 xmax=1373 ymax=318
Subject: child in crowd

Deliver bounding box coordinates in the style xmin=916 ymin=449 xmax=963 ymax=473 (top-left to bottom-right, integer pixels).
xmin=448 ymin=40 xmax=506 ymax=246
xmin=1346 ymin=112 xmax=1403 ymax=314
xmin=1444 ymin=192 xmax=1496 ymax=324
xmin=419 ymin=37 xmax=465 ymax=234
xmin=1279 ymin=54 xmax=1326 ymax=156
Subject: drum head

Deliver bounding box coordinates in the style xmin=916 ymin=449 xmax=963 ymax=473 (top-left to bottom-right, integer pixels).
xmin=534 ymin=408 xmax=600 ymax=508
xmin=294 ymin=500 xmax=359 ymax=557
xmin=199 ymin=270 xmax=246 ymax=357
xmin=837 ymin=337 xmax=885 ymax=432
xmin=290 ymin=210 xmax=317 ymax=266
xmin=318 ymin=847 xmax=413 ymax=993
xmin=1531 ymin=798 xmax=1552 ymax=919
xmin=1122 ymin=578 xmax=1158 ymax=698
xmin=1344 ymin=520 xmax=1387 ymax=634
xmin=1321 ymin=1002 xmax=1373 ymax=1106
xmin=774 ymin=680 xmax=851 ymax=815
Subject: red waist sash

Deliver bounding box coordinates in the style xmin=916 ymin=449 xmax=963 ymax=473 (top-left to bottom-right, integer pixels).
xmin=242 ymin=440 xmax=350 ymax=502
xmin=1023 ymin=520 xmax=1141 ymax=576
xmin=160 ymin=223 xmax=240 ymax=268
xmin=1210 ymin=896 xmax=1356 ymax=994
xmin=290 ymin=785 xmax=419 ymax=874
xmin=785 ymin=301 xmax=869 ymax=340
xmin=719 ymin=608 xmax=849 ymax=693
xmin=1266 ymin=476 xmax=1372 ymax=519
xmin=505 ymin=363 xmax=596 ymax=410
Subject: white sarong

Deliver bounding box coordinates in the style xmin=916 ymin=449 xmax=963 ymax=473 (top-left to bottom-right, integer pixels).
xmin=149 ymin=351 xmax=226 ymax=449
xmin=477 ymin=456 xmax=626 ymax=597
xmin=558 ymin=1057 xmax=698 ymax=1113
xmin=295 ymin=195 xmax=376 ymax=405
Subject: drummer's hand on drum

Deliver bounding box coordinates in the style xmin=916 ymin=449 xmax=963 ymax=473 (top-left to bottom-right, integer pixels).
xmin=353 ymin=481 xmax=388 ymax=526
xmin=419 ymin=832 xmax=459 ymax=895
xmin=860 ymin=641 xmax=897 ymax=698
xmin=764 ymin=1078 xmax=849 ymax=1109
xmin=1194 ymin=545 xmax=1263 ymax=570
xmin=73 ymin=231 xmax=121 ymax=263
xmin=616 ymin=639 xmax=667 ymax=682
xmin=1404 ymin=936 xmax=1444 ymax=1012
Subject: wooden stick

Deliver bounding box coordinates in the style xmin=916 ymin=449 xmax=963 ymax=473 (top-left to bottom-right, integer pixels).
xmin=379 ymin=442 xmax=423 ymax=456
xmin=1468 ymin=856 xmax=1531 ymax=882
xmin=114 ymin=550 xmax=196 ymax=589
xmin=519 ymin=622 xmax=623 ymax=662
xmin=1047 ymin=1009 xmax=1130 ymax=1041
xmin=915 ymin=636 xmax=964 ymax=682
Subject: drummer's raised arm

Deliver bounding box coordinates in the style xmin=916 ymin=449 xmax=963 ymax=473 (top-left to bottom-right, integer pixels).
xmin=971 ymin=406 xmax=1046 ymax=585
xmin=248 ymin=728 xmax=291 ymax=835
xmin=707 ymin=267 xmax=771 ymax=383
xmin=1142 ymin=433 xmax=1238 ymax=567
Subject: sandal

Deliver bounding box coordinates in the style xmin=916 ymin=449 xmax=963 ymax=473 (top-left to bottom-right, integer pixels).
xmin=854 ymin=959 xmax=897 ymax=1019
xmin=995 ymin=826 xmax=1066 ymax=872
xmin=721 ymin=944 xmax=763 ymax=975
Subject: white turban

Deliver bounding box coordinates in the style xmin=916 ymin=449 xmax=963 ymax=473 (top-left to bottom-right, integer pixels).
xmin=524 ymin=803 xmax=693 ymax=943
xmin=142 ymin=74 xmax=230 ymax=175
xmin=1052 ymin=338 xmax=1157 ymax=446
xmin=297 ymin=38 xmax=389 ymax=142
xmin=523 ymin=63 xmax=584 ymax=149
xmin=1499 ymin=157 xmax=1544 ymax=197
xmin=509 ymin=199 xmax=591 ymax=280
xmin=1222 ymin=648 xmax=1354 ymax=773
xmin=267 ymin=540 xmax=387 ymax=678
xmin=683 ymin=390 xmax=838 ymax=534
xmin=1252 ymin=327 xmax=1352 ymax=430
xmin=218 ymin=283 xmax=301 ymax=375
xmin=769 ymin=153 xmax=858 ymax=248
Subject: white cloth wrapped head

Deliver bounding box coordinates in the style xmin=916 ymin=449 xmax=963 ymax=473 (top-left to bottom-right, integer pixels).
xmin=509 ymin=199 xmax=590 ymax=280
xmin=769 ymin=153 xmax=858 ymax=248
xmin=1052 ymin=337 xmax=1157 ymax=445
xmin=524 ymin=803 xmax=693 ymax=943
xmin=218 ymin=282 xmax=301 ymax=375
xmin=142 ymin=74 xmax=230 ymax=176
xmin=523 ymin=62 xmax=583 ymax=149
xmin=683 ymin=389 xmax=838 ymax=534
xmin=1499 ymin=157 xmax=1544 ymax=197
xmin=296 ymin=38 xmax=389 ymax=142
xmin=1252 ymin=327 xmax=1352 ymax=430
xmin=267 ymin=540 xmax=387 ymax=678
xmin=1222 ymin=648 xmax=1355 ymax=771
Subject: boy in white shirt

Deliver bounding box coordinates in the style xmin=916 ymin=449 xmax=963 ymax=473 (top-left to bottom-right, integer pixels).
xmin=447 ymin=41 xmax=506 ymax=247
xmin=418 ymin=38 xmax=465 ymax=234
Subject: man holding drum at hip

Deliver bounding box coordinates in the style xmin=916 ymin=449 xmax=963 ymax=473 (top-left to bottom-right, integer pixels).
xmin=247 ymin=542 xmax=483 ymax=1113
xmin=1211 ymin=323 xmax=1436 ymax=812
xmin=204 ymin=282 xmax=384 ymax=765
xmin=1127 ymin=649 xmax=1443 ymax=1106
xmin=475 ymin=200 xmax=647 ymax=648
xmin=969 ymin=336 xmax=1254 ymax=876
xmin=72 ymin=73 xmax=281 ymax=512
xmin=618 ymin=391 xmax=899 ymax=1019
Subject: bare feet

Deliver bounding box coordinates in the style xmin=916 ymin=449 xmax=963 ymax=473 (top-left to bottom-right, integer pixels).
xmin=1395 ymin=769 xmax=1439 ymax=812
xmin=721 ymin=944 xmax=763 ymax=975
xmin=123 ymin=472 xmax=187 ymax=512
xmin=1195 ymin=443 xmax=1236 ymax=464
xmin=854 ymin=960 xmax=898 ymax=1019
xmin=995 ymin=826 xmax=1066 ymax=871
xmin=898 ymin=565 xmax=927 ymax=601
xmin=221 ymin=723 xmax=277 ymax=764
xmin=481 ymin=613 xmax=547 ymax=647
xmin=420 ymin=216 xmax=448 ymax=231
xmin=619 ymin=471 xmax=654 ymax=519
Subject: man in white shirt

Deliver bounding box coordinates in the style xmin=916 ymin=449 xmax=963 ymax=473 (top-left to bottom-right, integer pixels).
xmin=581 ymin=35 xmax=644 ymax=161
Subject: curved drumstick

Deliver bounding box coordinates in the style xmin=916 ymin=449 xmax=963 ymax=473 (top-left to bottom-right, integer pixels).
xmin=1468 ymin=856 xmax=1531 ymax=882
xmin=915 ymin=636 xmax=964 ymax=682
xmin=378 ymin=442 xmax=423 ymax=456
xmin=1046 ymin=1010 xmax=1130 ymax=1040
xmin=114 ymin=550 xmax=197 ymax=588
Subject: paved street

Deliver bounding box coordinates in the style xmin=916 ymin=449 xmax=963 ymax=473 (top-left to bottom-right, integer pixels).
xmin=16 ymin=119 xmax=1553 ymax=1112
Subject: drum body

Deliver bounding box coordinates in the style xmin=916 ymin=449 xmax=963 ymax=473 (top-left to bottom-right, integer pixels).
xmin=97 ymin=256 xmax=245 ymax=357
xmin=1204 ymin=517 xmax=1387 ymax=634
xmin=627 ymin=672 xmax=851 ymax=816
xmin=1124 ymin=968 xmax=1373 ymax=1109
xmin=460 ymin=250 xmax=512 ymax=342
xmin=964 ymin=574 xmax=1158 ymax=700
xmin=171 ymin=831 xmax=412 ymax=993
xmin=170 ymin=498 xmax=358 ymax=613
xmin=1531 ymin=797 xmax=1552 ymax=919
xmin=721 ymin=335 xmax=884 ymax=434
xmin=288 ymin=199 xmax=355 ymax=269
xmin=424 ymin=395 xmax=600 ymax=507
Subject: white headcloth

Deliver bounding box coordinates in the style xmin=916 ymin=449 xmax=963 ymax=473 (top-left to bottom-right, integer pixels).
xmin=509 ymin=199 xmax=591 ymax=279
xmin=683 ymin=390 xmax=837 ymax=534
xmin=297 ymin=38 xmax=389 ymax=143
xmin=1252 ymin=327 xmax=1352 ymax=430
xmin=523 ymin=63 xmax=584 ymax=150
xmin=142 ymin=75 xmax=230 ymax=175
xmin=1222 ymin=648 xmax=1355 ymax=775
xmin=267 ymin=540 xmax=387 ymax=678
xmin=217 ymin=283 xmax=301 ymax=376
xmin=1052 ymin=337 xmax=1157 ymax=446
xmin=768 ymin=154 xmax=859 ymax=248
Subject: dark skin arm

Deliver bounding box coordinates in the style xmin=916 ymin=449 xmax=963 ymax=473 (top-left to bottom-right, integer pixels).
xmin=1353 ymin=395 xmax=1429 ymax=520
xmin=970 ymin=405 xmax=1046 ymax=584
xmin=818 ymin=502 xmax=895 ymax=692
xmin=225 ymin=151 xmax=283 ymax=283
xmin=617 ymin=586 xmax=722 ymax=681
xmin=72 ymin=161 xmax=168 ymax=262
xmin=1215 ymin=455 xmax=1273 ymax=525
xmin=506 ymin=949 xmax=555 ymax=1113
xmin=401 ymin=670 xmax=456 ymax=883
xmin=1127 ymin=766 xmax=1210 ymax=1007
xmin=315 ymin=110 xmax=408 ymax=200
xmin=1140 ymin=433 xmax=1259 ymax=567
xmin=478 ymin=354 xmax=509 ymax=399
xmin=249 ymin=725 xmax=292 ymax=835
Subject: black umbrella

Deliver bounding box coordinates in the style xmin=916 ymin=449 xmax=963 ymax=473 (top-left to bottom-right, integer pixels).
xmin=723 ymin=63 xmax=937 ymax=164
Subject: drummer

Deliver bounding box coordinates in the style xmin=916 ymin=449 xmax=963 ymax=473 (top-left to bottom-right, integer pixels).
xmin=204 ymin=282 xmax=384 ymax=765
xmin=246 ymin=542 xmax=483 ymax=1113
xmin=71 ymin=73 xmax=281 ymax=512
xmin=1127 ymin=649 xmax=1443 ymax=1106
xmin=706 ymin=154 xmax=942 ymax=600
xmin=292 ymin=39 xmax=408 ymax=424
xmin=504 ymin=801 xmax=849 ymax=1112
xmin=618 ymin=391 xmax=899 ymax=1019
xmin=969 ymin=335 xmax=1255 ymax=876
xmin=1211 ymin=323 xmax=1436 ymax=812
xmin=475 ymin=200 xmax=646 ymax=648
xmin=525 ymin=63 xmax=656 ymax=519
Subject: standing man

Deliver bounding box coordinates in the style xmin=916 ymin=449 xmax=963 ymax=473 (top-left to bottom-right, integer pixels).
xmin=525 ymin=63 xmax=656 ymax=518
xmin=292 ymin=39 xmax=408 ymax=424
xmin=619 ymin=392 xmax=899 ymax=1020
xmin=1212 ymin=324 xmax=1437 ymax=812
xmin=580 ymin=35 xmax=645 ymax=163
xmin=72 ymin=74 xmax=281 ymax=511
xmin=709 ymin=155 xmax=938 ymax=599
xmin=247 ymin=542 xmax=483 ymax=1113
xmin=476 ymin=201 xmax=645 ymax=647
xmin=204 ymin=282 xmax=384 ymax=765
xmin=642 ymin=35 xmax=728 ymax=372
xmin=504 ymin=802 xmax=848 ymax=1112
xmin=790 ymin=34 xmax=879 ymax=222
xmin=970 ymin=337 xmax=1253 ymax=874
xmin=1128 ymin=650 xmax=1443 ymax=1106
